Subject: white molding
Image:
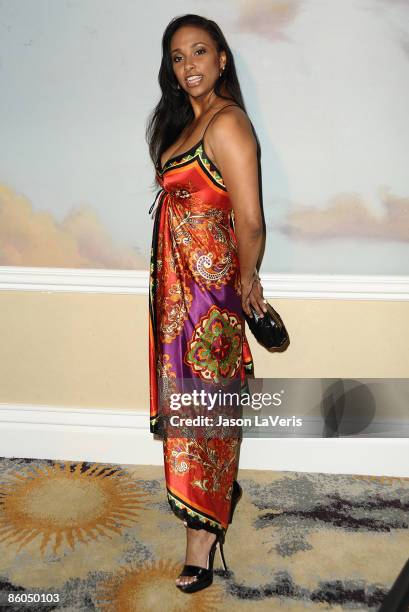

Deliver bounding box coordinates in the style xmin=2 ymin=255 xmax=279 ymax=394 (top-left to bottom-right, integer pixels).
xmin=1 ymin=404 xmax=408 ymax=476
xmin=0 ymin=266 xmax=408 ymax=299
xmin=261 ymin=273 xmax=409 ymax=300
xmin=0 ymin=267 xmax=149 ymax=294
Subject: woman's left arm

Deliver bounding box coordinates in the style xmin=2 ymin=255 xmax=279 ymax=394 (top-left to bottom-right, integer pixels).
xmin=206 ymin=109 xmax=266 ymax=318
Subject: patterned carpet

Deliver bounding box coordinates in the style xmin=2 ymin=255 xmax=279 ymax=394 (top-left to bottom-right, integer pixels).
xmin=0 ymin=457 xmax=408 ymax=611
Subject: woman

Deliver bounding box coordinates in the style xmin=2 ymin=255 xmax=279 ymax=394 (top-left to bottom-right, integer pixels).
xmin=146 ymin=14 xmax=266 ymax=593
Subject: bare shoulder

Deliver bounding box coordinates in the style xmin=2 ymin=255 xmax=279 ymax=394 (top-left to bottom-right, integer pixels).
xmin=208 ymin=104 xmax=252 ymax=137
xmin=205 ymin=104 xmax=256 ymax=154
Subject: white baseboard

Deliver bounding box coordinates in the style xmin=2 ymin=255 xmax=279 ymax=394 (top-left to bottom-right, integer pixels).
xmin=0 ymin=404 xmax=408 ymax=477
xmin=0 ymin=266 xmax=408 ymax=299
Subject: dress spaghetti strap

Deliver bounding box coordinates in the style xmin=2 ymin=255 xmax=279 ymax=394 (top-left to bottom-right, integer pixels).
xmin=201 ymin=103 xmax=240 ymax=145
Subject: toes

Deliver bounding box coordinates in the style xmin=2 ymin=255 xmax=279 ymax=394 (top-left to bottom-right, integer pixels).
xmin=176 ymin=575 xmax=198 ymax=587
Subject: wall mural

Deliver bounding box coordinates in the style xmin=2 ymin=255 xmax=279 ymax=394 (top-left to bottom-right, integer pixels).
xmin=1 ymin=0 xmax=408 ymax=274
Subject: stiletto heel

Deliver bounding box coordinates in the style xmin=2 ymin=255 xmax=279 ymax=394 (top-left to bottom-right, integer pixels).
xmin=229 ymin=480 xmax=242 ymax=523
xmin=176 ymin=532 xmax=226 ymax=594
xmin=217 ymin=539 xmax=228 ymax=573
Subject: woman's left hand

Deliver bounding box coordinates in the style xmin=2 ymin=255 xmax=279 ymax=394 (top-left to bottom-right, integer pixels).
xmin=241 ymin=273 xmax=267 ymax=318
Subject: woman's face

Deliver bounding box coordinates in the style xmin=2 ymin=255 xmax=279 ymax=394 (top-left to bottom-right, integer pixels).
xmin=170 ymin=26 xmax=226 ymax=97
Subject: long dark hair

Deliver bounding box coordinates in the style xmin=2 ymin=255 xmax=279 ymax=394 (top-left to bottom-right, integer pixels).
xmin=146 ymin=14 xmax=248 ymax=175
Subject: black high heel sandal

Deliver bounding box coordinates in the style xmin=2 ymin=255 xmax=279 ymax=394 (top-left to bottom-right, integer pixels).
xmin=176 ymin=532 xmax=228 ymax=594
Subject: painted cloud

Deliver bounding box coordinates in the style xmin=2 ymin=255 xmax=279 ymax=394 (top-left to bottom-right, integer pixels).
xmin=278 ymin=187 xmax=409 ymax=242
xmin=0 ymin=184 xmax=148 ymax=268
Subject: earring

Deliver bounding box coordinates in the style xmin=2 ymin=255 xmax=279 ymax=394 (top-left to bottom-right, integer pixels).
xmin=177 ymin=83 xmax=180 ymax=89
xmin=219 ymin=65 xmax=225 ymax=76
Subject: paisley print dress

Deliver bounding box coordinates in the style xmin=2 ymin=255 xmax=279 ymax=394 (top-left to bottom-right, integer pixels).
xmin=148 ymin=104 xmax=254 ymax=535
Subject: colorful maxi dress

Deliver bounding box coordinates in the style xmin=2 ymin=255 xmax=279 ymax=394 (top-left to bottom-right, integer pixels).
xmin=148 ymin=105 xmax=254 ymax=536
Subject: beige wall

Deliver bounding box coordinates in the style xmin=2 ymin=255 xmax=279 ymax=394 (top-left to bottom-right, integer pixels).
xmin=0 ymin=291 xmax=408 ymax=415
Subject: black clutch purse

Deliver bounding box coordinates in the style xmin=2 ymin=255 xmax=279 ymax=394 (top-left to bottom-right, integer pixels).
xmin=243 ymin=301 xmax=289 ymax=350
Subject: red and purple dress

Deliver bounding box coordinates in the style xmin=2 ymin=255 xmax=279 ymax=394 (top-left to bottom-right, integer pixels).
xmin=148 ymin=105 xmax=254 ymax=535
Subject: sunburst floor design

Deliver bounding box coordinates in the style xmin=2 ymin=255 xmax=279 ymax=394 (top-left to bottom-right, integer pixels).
xmin=0 ymin=460 xmax=147 ymax=556
xmin=95 ymin=558 xmax=224 ymax=612
xmin=0 ymin=459 xmax=408 ymax=610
